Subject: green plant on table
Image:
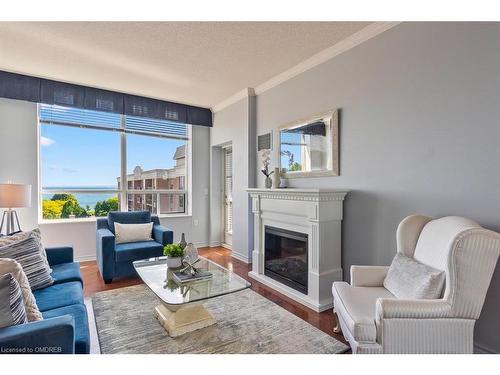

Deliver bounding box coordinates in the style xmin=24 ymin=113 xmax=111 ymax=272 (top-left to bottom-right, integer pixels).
xmin=163 ymin=243 xmax=184 ymax=258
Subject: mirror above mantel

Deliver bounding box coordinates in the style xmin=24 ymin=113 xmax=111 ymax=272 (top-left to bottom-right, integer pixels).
xmin=279 ymin=109 xmax=339 ymax=178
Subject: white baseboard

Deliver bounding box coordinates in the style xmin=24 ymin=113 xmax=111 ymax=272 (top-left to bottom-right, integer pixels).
xmin=248 ymin=271 xmax=331 ymax=312
xmin=209 ymin=240 xmax=221 ymax=247
xmin=193 ymin=241 xmax=209 ymax=248
xmin=231 ymin=251 xmax=251 ymax=263
xmin=221 ymin=243 xmax=232 ymax=250
xmin=75 ymin=254 xmax=96 ymax=262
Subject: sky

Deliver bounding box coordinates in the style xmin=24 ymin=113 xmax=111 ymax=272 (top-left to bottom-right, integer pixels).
xmin=280 ymin=132 xmax=302 ymax=170
xmin=41 ymin=124 xmax=185 ymax=188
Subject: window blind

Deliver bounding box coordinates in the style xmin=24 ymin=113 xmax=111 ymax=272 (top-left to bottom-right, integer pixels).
xmin=224 ymin=147 xmax=233 ymax=234
xmin=125 ymin=115 xmax=188 ymax=140
xmin=39 ymin=104 xmax=188 ymax=140
xmin=39 ymin=104 xmax=122 ymax=131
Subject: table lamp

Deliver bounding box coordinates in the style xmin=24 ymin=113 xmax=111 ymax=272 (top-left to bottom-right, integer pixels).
xmin=0 ymin=183 xmax=32 ymax=235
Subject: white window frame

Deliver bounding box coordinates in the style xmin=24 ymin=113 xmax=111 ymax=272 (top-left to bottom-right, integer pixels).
xmin=37 ymin=105 xmax=192 ymax=223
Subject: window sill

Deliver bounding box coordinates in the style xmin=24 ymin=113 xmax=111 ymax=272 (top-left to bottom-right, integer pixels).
xmin=157 ymin=213 xmax=192 ymax=219
xmin=39 ymin=217 xmax=98 ymax=225
xmin=39 ymin=213 xmax=192 ymax=225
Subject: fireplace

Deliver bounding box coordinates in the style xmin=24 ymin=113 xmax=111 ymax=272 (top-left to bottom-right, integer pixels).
xmin=264 ymin=226 xmax=308 ymax=294
xmin=248 ymin=188 xmax=347 ymax=312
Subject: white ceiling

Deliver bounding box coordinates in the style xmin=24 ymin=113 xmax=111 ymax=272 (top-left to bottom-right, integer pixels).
xmin=0 ymin=22 xmax=371 ymax=109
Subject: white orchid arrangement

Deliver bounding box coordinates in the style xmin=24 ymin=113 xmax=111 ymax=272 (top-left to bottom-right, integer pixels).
xmin=259 ymin=149 xmax=274 ymax=178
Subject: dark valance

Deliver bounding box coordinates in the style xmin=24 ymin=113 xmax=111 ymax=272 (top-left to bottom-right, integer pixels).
xmin=0 ymin=71 xmax=41 ymax=102
xmin=124 ymin=94 xmax=187 ymax=124
xmin=285 ymin=121 xmax=326 ymax=136
xmin=84 ymin=87 xmax=125 ymax=114
xmin=41 ymin=79 xmax=86 ymax=108
xmin=187 ymin=105 xmax=212 ymax=127
xmin=0 ymin=70 xmax=212 ymax=127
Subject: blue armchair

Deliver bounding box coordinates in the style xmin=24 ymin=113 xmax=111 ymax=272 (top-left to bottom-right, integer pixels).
xmin=96 ymin=211 xmax=173 ymax=283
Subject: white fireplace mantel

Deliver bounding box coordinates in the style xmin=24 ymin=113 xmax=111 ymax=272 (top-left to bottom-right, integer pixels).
xmin=247 ymin=188 xmax=348 ymax=312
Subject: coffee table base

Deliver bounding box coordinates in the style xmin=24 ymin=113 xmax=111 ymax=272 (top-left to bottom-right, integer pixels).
xmin=154 ymin=303 xmax=216 ymax=337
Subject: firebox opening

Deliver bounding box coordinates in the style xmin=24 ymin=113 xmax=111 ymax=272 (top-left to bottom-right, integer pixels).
xmin=264 ymin=226 xmax=308 ymax=295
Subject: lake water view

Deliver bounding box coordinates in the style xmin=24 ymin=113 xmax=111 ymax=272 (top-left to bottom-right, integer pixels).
xmin=42 ymin=186 xmax=117 ymax=209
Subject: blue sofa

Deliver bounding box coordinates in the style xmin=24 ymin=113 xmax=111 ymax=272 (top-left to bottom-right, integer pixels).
xmin=0 ymin=246 xmax=90 ymax=354
xmin=96 ymin=211 xmax=173 ymax=283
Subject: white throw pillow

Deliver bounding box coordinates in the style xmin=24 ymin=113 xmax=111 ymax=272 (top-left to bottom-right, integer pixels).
xmin=114 ymin=222 xmax=153 ymax=244
xmin=0 ymin=258 xmax=43 ymax=322
xmin=383 ymin=253 xmax=445 ymax=299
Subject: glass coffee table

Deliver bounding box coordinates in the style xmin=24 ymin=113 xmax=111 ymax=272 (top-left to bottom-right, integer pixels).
xmin=133 ymin=256 xmax=251 ymax=337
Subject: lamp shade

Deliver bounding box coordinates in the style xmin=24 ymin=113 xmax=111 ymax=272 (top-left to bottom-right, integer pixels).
xmin=0 ymin=184 xmax=32 ymax=208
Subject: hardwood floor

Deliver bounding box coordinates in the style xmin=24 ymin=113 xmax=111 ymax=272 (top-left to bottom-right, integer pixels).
xmin=81 ymin=246 xmax=349 ymax=349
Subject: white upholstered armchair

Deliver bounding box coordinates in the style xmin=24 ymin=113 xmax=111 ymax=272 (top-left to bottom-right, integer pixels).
xmin=332 ymin=215 xmax=500 ymax=354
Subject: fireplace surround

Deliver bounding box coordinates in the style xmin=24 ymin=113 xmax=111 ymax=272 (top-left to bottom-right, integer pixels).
xmin=247 ymin=188 xmax=348 ymax=312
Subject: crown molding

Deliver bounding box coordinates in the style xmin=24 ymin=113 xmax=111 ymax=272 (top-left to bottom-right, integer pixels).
xmin=253 ymin=22 xmax=400 ymax=95
xmin=212 ymin=87 xmax=255 ymax=112
xmin=212 ymin=22 xmax=400 ymax=113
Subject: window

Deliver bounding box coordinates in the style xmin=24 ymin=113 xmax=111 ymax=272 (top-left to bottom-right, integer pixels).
xmin=125 ymin=132 xmax=187 ymax=215
xmin=39 ymin=104 xmax=190 ymax=221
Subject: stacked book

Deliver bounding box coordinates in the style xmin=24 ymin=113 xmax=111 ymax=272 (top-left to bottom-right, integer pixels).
xmin=173 ymin=270 xmax=213 ymax=284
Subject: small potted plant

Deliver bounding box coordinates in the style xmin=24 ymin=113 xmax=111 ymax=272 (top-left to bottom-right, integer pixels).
xmin=163 ymin=243 xmax=184 ymax=268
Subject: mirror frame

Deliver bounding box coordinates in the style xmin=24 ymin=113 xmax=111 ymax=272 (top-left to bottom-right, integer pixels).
xmin=278 ymin=109 xmax=339 ymax=179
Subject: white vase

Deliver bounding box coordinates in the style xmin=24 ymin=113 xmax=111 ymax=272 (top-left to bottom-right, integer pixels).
xmin=273 ymin=167 xmax=280 ymax=189
xmin=166 ymin=256 xmax=182 ymax=268
xmin=265 ymin=177 xmax=272 ymax=188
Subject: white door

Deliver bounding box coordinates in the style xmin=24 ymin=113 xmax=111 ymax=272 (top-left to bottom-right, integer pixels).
xmin=223 ymin=147 xmax=233 ymax=248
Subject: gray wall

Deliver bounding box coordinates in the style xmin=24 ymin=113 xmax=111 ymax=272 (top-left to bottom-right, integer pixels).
xmin=0 ymin=99 xmax=39 ymax=231
xmin=211 ymin=96 xmax=256 ymax=261
xmin=254 ymin=22 xmax=500 ymax=352
xmin=0 ymin=97 xmax=211 ymax=260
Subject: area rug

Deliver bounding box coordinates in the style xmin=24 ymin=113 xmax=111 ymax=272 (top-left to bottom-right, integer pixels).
xmin=92 ymin=284 xmax=349 ymax=354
